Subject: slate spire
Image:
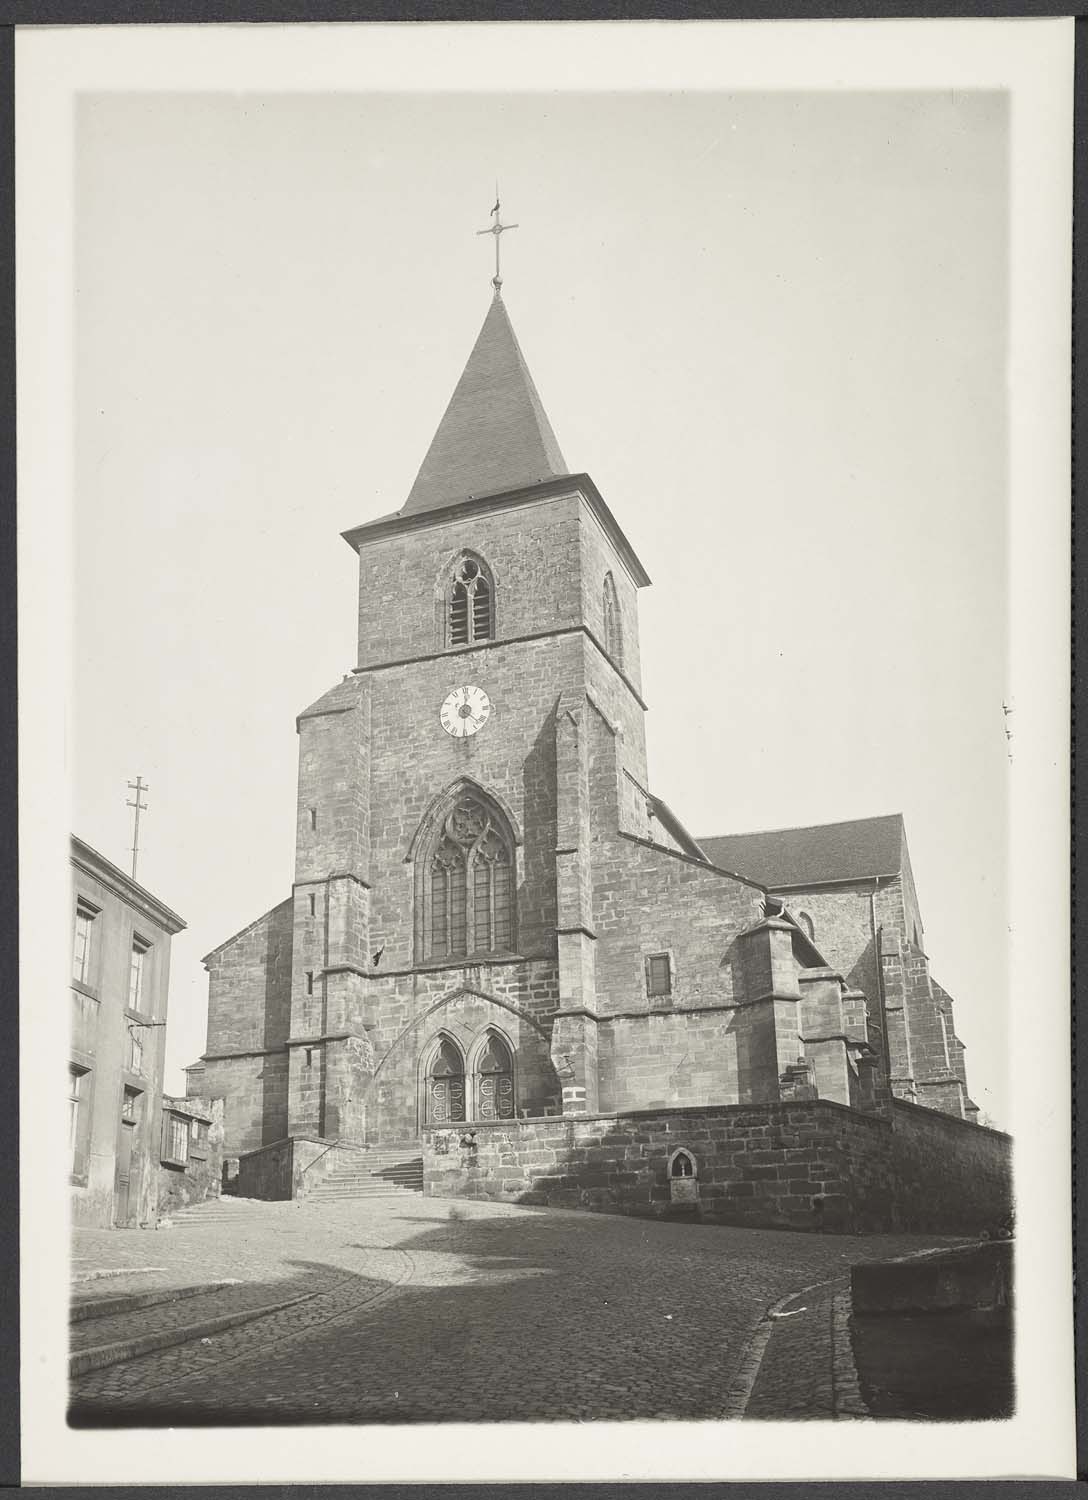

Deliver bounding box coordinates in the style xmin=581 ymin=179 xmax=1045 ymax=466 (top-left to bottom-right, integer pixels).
xmin=401 ymin=292 xmax=569 ymax=516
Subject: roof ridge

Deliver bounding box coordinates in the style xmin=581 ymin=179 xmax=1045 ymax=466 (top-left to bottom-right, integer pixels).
xmin=698 ymin=812 xmax=903 ymax=841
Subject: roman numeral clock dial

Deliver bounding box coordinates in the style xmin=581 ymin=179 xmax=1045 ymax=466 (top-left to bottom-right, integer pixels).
xmin=440 ymin=684 xmax=491 ymax=739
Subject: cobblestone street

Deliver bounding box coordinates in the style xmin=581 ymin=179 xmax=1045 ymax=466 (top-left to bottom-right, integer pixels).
xmin=69 ymin=1196 xmax=958 ymax=1425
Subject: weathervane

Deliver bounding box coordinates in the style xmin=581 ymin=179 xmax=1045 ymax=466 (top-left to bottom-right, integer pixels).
xmin=476 ymin=188 xmax=518 ymax=293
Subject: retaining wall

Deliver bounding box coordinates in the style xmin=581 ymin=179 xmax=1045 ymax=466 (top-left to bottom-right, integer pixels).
xmin=422 ymin=1099 xmax=1011 ymax=1235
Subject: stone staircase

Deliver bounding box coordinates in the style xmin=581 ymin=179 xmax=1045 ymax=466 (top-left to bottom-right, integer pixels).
xmin=304 ymin=1143 xmax=424 ymax=1203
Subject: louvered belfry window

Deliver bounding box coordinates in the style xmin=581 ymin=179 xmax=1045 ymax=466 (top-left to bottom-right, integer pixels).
xmin=428 ymin=795 xmax=514 ymax=959
xmin=449 ymin=558 xmax=493 ymax=646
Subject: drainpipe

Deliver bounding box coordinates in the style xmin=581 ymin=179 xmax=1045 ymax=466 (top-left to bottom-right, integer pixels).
xmin=869 ymin=876 xmax=893 ymax=1096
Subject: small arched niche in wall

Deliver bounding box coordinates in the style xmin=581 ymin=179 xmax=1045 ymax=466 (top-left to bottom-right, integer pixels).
xmin=668 ymin=1147 xmax=699 ymax=1205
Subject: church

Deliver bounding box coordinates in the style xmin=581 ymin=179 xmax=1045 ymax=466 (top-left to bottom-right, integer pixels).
xmin=193 ymin=257 xmax=1006 ymax=1229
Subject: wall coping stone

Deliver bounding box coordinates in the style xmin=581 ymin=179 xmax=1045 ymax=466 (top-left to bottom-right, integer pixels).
xmin=892 ymin=1096 xmax=1011 ymax=1142
xmin=421 ymin=1098 xmax=895 ymax=1134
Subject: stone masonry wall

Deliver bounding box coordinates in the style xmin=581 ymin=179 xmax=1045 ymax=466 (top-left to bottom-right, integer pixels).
xmin=888 ymin=1099 xmax=1009 ymax=1225
xmin=362 ymin=633 xmax=586 ymax=968
xmin=595 ymin=1004 xmax=780 ymax=1113
xmin=422 ymin=1100 xmax=1012 ymax=1235
xmin=577 ymin=502 xmax=644 ymax=696
xmin=199 ymin=1049 xmax=289 ymax=1164
xmin=204 ymin=898 xmax=294 ymax=1055
xmin=354 ymin=492 xmax=585 ymax=669
xmin=588 ymin=704 xmax=765 ymax=1018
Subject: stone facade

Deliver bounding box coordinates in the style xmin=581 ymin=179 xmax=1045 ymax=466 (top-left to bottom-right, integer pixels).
xmin=70 ymin=836 xmax=186 ymax=1227
xmin=195 ymin=289 xmax=1001 ymax=1226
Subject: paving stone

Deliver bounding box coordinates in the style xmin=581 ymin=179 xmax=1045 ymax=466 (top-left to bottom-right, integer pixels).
xmin=69 ymin=1197 xmax=959 ymax=1424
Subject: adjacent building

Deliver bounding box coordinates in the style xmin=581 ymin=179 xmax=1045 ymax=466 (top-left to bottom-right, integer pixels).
xmin=69 ymin=836 xmax=186 ymax=1227
xmin=156 ymin=1094 xmax=225 ymax=1218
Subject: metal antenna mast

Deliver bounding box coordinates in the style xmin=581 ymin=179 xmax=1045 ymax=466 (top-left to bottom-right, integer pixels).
xmin=126 ymin=776 xmax=148 ymax=880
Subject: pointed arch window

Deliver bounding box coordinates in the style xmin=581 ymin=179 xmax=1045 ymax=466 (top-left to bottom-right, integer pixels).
xmin=602 ymin=571 xmax=623 ymax=666
xmin=476 ymin=1033 xmax=515 ymax=1121
xmin=426 ymin=793 xmax=515 ymax=960
xmin=449 ymin=556 xmax=494 ymax=647
xmin=428 ymin=1038 xmax=467 ymax=1124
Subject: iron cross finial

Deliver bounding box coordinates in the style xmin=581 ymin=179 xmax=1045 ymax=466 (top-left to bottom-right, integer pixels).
xmin=476 ymin=190 xmax=518 ymax=294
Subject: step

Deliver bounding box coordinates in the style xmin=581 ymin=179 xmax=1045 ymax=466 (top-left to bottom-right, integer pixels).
xmin=69 ymin=1287 xmax=322 ymax=1378
xmin=310 ymin=1178 xmax=421 ymax=1188
xmin=323 ymin=1167 xmax=422 ymax=1176
xmin=320 ymin=1170 xmax=423 ymax=1181
xmin=307 ymin=1182 xmax=421 ymax=1195
xmin=71 ymin=1280 xmax=240 ymax=1324
xmin=306 ymin=1187 xmax=422 ymax=1200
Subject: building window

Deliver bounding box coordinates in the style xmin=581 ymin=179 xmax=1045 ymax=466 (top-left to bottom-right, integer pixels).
xmin=427 ymin=794 xmax=514 ymax=959
xmin=126 ymin=1027 xmax=144 ymax=1075
xmin=190 ymin=1117 xmax=209 ymax=1154
xmin=68 ymin=1065 xmax=89 ymax=1173
xmin=128 ymin=936 xmax=150 ymax=1012
xmin=603 ymin=571 xmax=623 ymax=666
xmin=645 ymin=952 xmax=672 ymax=998
xmin=428 ymin=1037 xmax=466 ymax=1124
xmin=72 ymin=900 xmax=98 ymax=984
xmin=476 ymin=1033 xmax=515 ymax=1121
xmin=161 ymin=1111 xmax=189 ymax=1167
xmin=121 ymin=1085 xmax=142 ymax=1121
xmin=448 ymin=556 xmax=493 ymax=647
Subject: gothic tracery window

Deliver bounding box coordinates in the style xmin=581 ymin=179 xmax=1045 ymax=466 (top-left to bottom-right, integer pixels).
xmin=476 ymin=1033 xmax=515 ymax=1121
xmin=449 ymin=556 xmax=493 ymax=646
xmin=427 ymin=794 xmax=515 ymax=959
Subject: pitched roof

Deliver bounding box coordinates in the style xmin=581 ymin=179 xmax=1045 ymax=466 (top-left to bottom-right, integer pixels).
xmin=697 ymin=813 xmax=906 ymax=889
xmin=297 ymin=674 xmax=363 ymax=723
xmin=401 ymin=293 xmax=569 ymax=515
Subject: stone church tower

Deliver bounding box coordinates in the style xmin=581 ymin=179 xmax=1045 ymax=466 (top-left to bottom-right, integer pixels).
xmin=198 ymin=287 xmax=975 ymax=1174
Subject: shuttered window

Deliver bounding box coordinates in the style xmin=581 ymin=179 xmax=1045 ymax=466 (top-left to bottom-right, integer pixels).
xmin=161 ymin=1111 xmax=189 ymax=1166
xmin=646 ymin=952 xmax=672 ymax=998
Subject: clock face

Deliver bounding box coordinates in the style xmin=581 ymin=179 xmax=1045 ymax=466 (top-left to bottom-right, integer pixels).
xmin=440 ymin=684 xmax=491 ymax=738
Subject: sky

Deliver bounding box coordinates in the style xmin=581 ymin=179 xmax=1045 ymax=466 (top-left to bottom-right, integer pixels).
xmin=72 ymin=88 xmax=1010 ymax=1122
